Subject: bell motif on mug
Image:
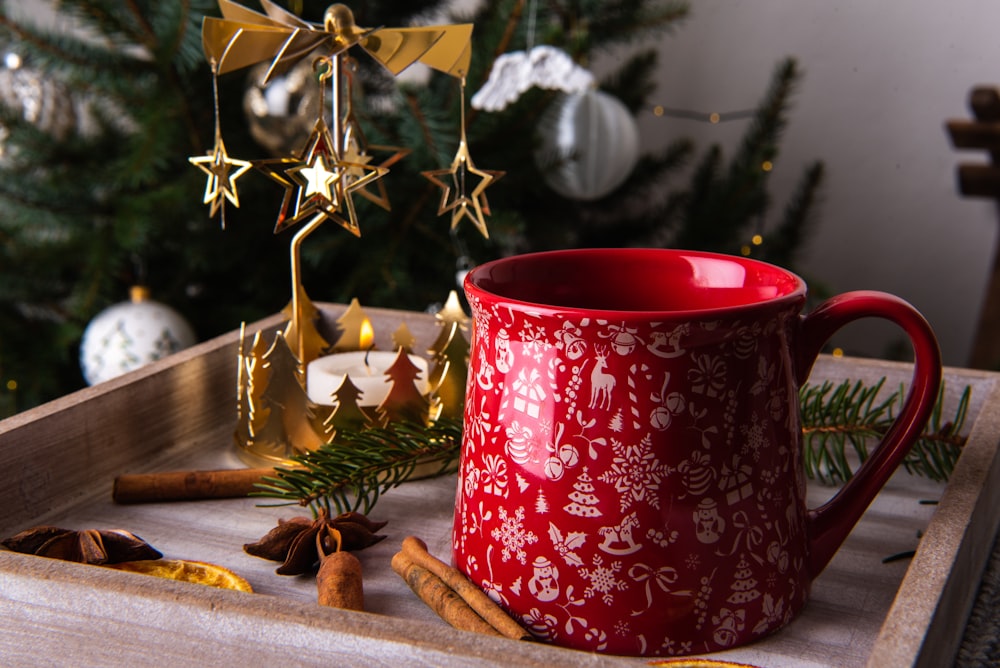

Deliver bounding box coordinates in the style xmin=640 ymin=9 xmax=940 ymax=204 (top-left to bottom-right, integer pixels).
xmin=601 ymin=322 xmax=641 ymax=356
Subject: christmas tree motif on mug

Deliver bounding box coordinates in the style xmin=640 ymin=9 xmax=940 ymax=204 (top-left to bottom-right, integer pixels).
xmin=564 ymin=468 xmax=603 ymax=518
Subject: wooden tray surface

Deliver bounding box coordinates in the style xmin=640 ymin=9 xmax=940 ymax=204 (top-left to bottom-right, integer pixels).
xmin=1 ymin=304 xmax=997 ymax=667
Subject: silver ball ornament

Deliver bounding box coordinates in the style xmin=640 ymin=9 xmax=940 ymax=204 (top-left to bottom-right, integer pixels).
xmin=243 ymin=59 xmax=320 ymax=156
xmin=534 ymin=89 xmax=640 ymax=200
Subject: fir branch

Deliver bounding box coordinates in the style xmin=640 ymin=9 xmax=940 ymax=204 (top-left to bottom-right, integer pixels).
xmin=254 ymin=379 xmax=970 ymax=516
xmin=253 ymin=418 xmax=464 ymax=517
xmin=801 ymin=379 xmax=970 ymax=484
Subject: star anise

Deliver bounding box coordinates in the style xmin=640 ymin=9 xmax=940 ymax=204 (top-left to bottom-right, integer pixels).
xmin=244 ymin=509 xmax=387 ymax=575
xmin=2 ymin=525 xmax=162 ymax=564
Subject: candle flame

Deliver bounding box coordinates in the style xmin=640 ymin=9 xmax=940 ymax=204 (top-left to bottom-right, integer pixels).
xmin=359 ymin=317 xmax=375 ymax=350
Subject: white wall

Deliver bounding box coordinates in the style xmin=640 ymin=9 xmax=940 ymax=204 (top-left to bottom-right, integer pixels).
xmin=619 ymin=0 xmax=1000 ymax=367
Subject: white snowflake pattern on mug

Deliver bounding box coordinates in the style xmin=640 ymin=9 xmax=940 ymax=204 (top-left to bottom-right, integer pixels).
xmin=579 ymin=554 xmax=626 ymax=605
xmin=490 ymin=505 xmax=538 ymax=564
xmin=597 ymin=434 xmax=672 ymax=513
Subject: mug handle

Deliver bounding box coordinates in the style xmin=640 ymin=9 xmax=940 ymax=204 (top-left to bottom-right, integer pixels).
xmin=793 ymin=290 xmax=942 ymax=577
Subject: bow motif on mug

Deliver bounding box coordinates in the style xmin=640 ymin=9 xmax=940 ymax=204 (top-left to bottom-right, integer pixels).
xmin=627 ymin=563 xmax=691 ymax=616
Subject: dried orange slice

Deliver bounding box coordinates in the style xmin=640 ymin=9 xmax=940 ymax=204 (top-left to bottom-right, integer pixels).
xmin=104 ymin=559 xmax=253 ymax=592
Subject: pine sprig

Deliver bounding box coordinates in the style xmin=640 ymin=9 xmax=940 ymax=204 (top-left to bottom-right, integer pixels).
xmin=801 ymin=379 xmax=970 ymax=484
xmin=253 ymin=418 xmax=464 ymax=517
xmin=254 ymin=379 xmax=971 ymax=515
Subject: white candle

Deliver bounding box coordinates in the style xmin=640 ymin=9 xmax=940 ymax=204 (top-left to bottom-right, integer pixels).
xmin=306 ymin=350 xmax=430 ymax=407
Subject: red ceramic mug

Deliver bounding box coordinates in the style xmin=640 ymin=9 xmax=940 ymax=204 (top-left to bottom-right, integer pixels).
xmin=452 ymin=248 xmax=941 ymax=657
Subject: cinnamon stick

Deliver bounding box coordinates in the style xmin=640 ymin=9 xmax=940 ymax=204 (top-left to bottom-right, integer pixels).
xmin=394 ymin=536 xmax=532 ymax=641
xmin=317 ymin=550 xmax=365 ymax=611
xmin=391 ymin=550 xmax=503 ymax=638
xmin=112 ymin=467 xmax=274 ymax=504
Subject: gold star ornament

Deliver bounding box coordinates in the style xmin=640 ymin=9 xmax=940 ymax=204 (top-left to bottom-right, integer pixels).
xmin=256 ymin=118 xmax=388 ymax=237
xmin=422 ymin=133 xmax=503 ymax=239
xmin=189 ymin=136 xmax=252 ymax=227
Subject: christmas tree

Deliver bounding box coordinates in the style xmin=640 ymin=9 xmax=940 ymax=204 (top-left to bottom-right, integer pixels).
xmin=0 ymin=0 xmax=822 ymax=416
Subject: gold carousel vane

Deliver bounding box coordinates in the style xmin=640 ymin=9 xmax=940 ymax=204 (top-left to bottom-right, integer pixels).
xmin=202 ymin=0 xmax=473 ymax=82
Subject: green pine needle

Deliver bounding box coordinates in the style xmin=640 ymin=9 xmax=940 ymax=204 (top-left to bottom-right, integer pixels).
xmin=253 ymin=418 xmax=464 ymax=517
xmin=801 ymin=379 xmax=969 ymax=484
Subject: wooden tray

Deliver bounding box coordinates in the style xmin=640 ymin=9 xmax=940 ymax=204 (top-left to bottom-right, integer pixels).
xmin=1 ymin=304 xmax=998 ymax=667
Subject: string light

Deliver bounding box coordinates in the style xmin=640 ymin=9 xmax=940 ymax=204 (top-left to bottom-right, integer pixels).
xmin=831 ymin=348 xmax=845 ymax=358
xmin=5 ymin=379 xmax=15 ymax=391
xmin=648 ymin=103 xmax=773 ymax=259
xmin=646 ymin=105 xmax=756 ymax=124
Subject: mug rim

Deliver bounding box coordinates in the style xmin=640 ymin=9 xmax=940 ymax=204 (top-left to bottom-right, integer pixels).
xmin=464 ymin=247 xmax=808 ymax=318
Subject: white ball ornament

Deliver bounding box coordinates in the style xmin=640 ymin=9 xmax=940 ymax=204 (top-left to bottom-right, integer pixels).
xmin=534 ymin=89 xmax=640 ymax=200
xmin=79 ymin=286 xmax=196 ymax=385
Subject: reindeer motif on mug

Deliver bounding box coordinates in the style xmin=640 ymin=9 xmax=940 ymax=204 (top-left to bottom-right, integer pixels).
xmin=589 ymin=346 xmax=616 ymax=410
